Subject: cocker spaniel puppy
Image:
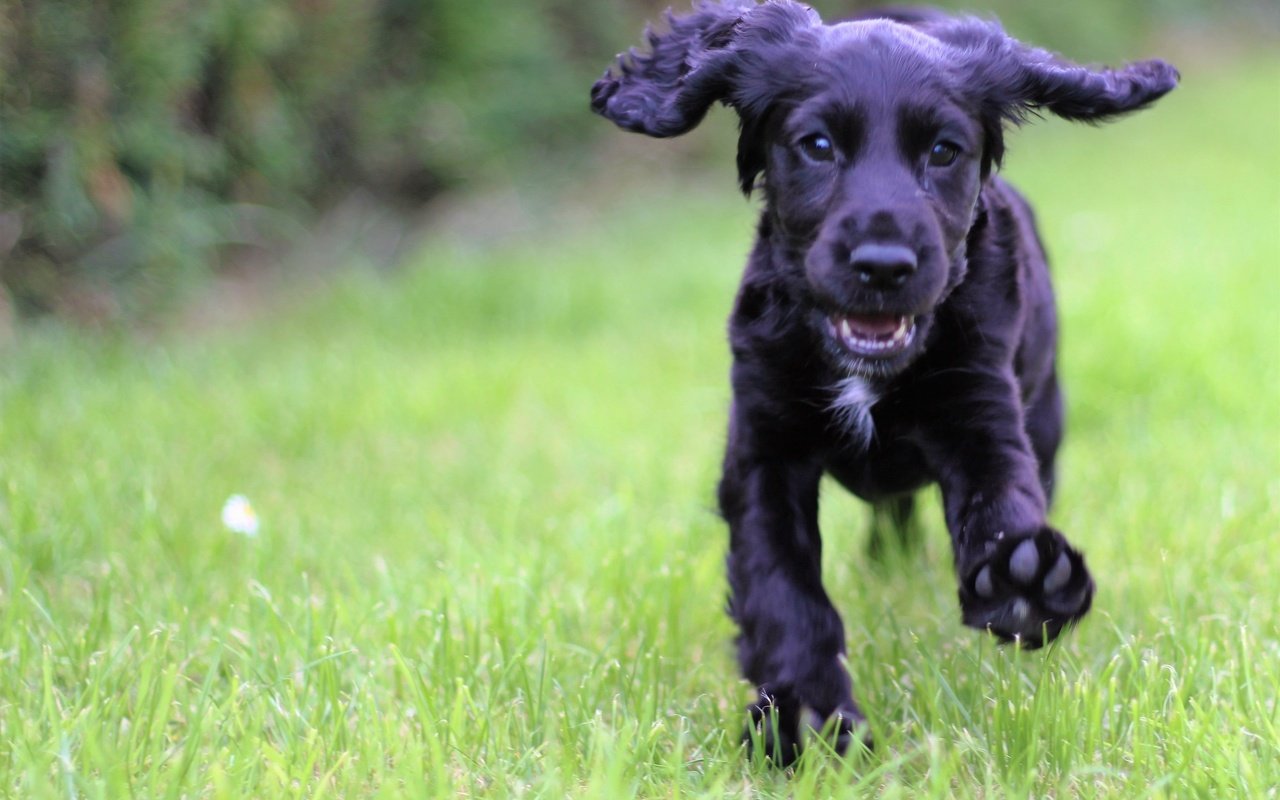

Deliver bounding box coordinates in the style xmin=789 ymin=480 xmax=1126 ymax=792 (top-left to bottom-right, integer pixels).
xmin=593 ymin=0 xmax=1177 ymax=764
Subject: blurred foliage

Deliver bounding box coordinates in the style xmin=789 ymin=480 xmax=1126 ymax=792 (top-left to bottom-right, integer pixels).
xmin=0 ymin=0 xmax=627 ymax=319
xmin=0 ymin=0 xmax=1273 ymax=322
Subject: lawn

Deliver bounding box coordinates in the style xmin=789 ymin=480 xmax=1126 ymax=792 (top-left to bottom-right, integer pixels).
xmin=1 ymin=55 xmax=1277 ymax=798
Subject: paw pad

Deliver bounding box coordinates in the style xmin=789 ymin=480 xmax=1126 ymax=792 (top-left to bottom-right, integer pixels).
xmin=959 ymin=527 xmax=1094 ymax=647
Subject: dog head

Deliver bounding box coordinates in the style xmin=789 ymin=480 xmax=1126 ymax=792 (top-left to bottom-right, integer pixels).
xmin=593 ymin=1 xmax=1177 ymax=377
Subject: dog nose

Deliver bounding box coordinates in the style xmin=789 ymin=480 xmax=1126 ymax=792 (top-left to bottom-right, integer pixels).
xmin=850 ymin=243 xmax=917 ymax=290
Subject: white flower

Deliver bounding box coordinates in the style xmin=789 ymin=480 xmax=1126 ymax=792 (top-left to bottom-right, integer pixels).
xmin=221 ymin=494 xmax=260 ymax=537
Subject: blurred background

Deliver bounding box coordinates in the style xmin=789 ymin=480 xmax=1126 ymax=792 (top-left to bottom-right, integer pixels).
xmin=0 ymin=0 xmax=1276 ymax=329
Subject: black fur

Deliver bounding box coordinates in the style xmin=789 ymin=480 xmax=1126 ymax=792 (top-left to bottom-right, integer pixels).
xmin=592 ymin=1 xmax=1177 ymax=765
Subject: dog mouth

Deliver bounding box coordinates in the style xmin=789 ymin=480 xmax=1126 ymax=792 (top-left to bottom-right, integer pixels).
xmin=826 ymin=313 xmax=916 ymax=359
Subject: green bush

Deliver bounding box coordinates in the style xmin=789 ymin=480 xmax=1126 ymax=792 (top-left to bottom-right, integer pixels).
xmin=0 ymin=0 xmax=625 ymax=319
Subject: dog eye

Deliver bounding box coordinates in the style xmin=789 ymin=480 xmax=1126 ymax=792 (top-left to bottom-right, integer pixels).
xmin=798 ymin=134 xmax=835 ymax=163
xmin=928 ymin=141 xmax=961 ymax=167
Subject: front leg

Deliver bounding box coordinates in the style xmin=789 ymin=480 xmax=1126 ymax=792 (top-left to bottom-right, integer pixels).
xmin=918 ymin=367 xmax=1094 ymax=648
xmin=719 ymin=420 xmax=868 ymax=765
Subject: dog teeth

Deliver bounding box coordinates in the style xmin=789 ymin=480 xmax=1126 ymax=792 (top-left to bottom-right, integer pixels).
xmin=831 ymin=314 xmax=915 ymax=356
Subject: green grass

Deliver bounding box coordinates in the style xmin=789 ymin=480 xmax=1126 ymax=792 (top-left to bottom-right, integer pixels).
xmin=2 ymin=55 xmax=1278 ymax=798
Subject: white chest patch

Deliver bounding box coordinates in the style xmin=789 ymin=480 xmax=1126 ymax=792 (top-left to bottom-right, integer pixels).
xmin=830 ymin=376 xmax=879 ymax=448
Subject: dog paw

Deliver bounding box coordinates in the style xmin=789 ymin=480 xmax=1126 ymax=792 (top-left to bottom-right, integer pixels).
xmin=958 ymin=526 xmax=1094 ymax=648
xmin=744 ymin=689 xmax=871 ymax=767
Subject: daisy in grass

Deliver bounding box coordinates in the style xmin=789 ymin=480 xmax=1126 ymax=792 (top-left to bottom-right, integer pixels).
xmin=221 ymin=494 xmax=260 ymax=537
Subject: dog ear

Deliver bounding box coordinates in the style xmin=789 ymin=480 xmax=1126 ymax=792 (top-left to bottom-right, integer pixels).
xmin=1001 ymin=48 xmax=1179 ymax=122
xmin=940 ymin=18 xmax=1178 ymax=123
xmin=927 ymin=18 xmax=1177 ymax=172
xmin=591 ymin=0 xmax=819 ymax=138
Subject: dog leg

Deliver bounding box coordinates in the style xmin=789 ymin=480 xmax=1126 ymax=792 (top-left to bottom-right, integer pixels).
xmin=719 ymin=443 xmax=870 ymax=765
xmin=920 ymin=369 xmax=1094 ymax=647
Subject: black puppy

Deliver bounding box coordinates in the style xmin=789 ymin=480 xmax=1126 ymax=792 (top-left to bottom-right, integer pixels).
xmin=592 ymin=0 xmax=1177 ymax=763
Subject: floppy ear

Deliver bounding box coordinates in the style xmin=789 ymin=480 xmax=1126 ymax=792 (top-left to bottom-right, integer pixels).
xmin=590 ymin=0 xmax=818 ymax=138
xmin=1003 ymin=47 xmax=1179 ymax=122
xmin=935 ymin=17 xmax=1178 ymax=124
xmin=927 ymin=18 xmax=1178 ymax=172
